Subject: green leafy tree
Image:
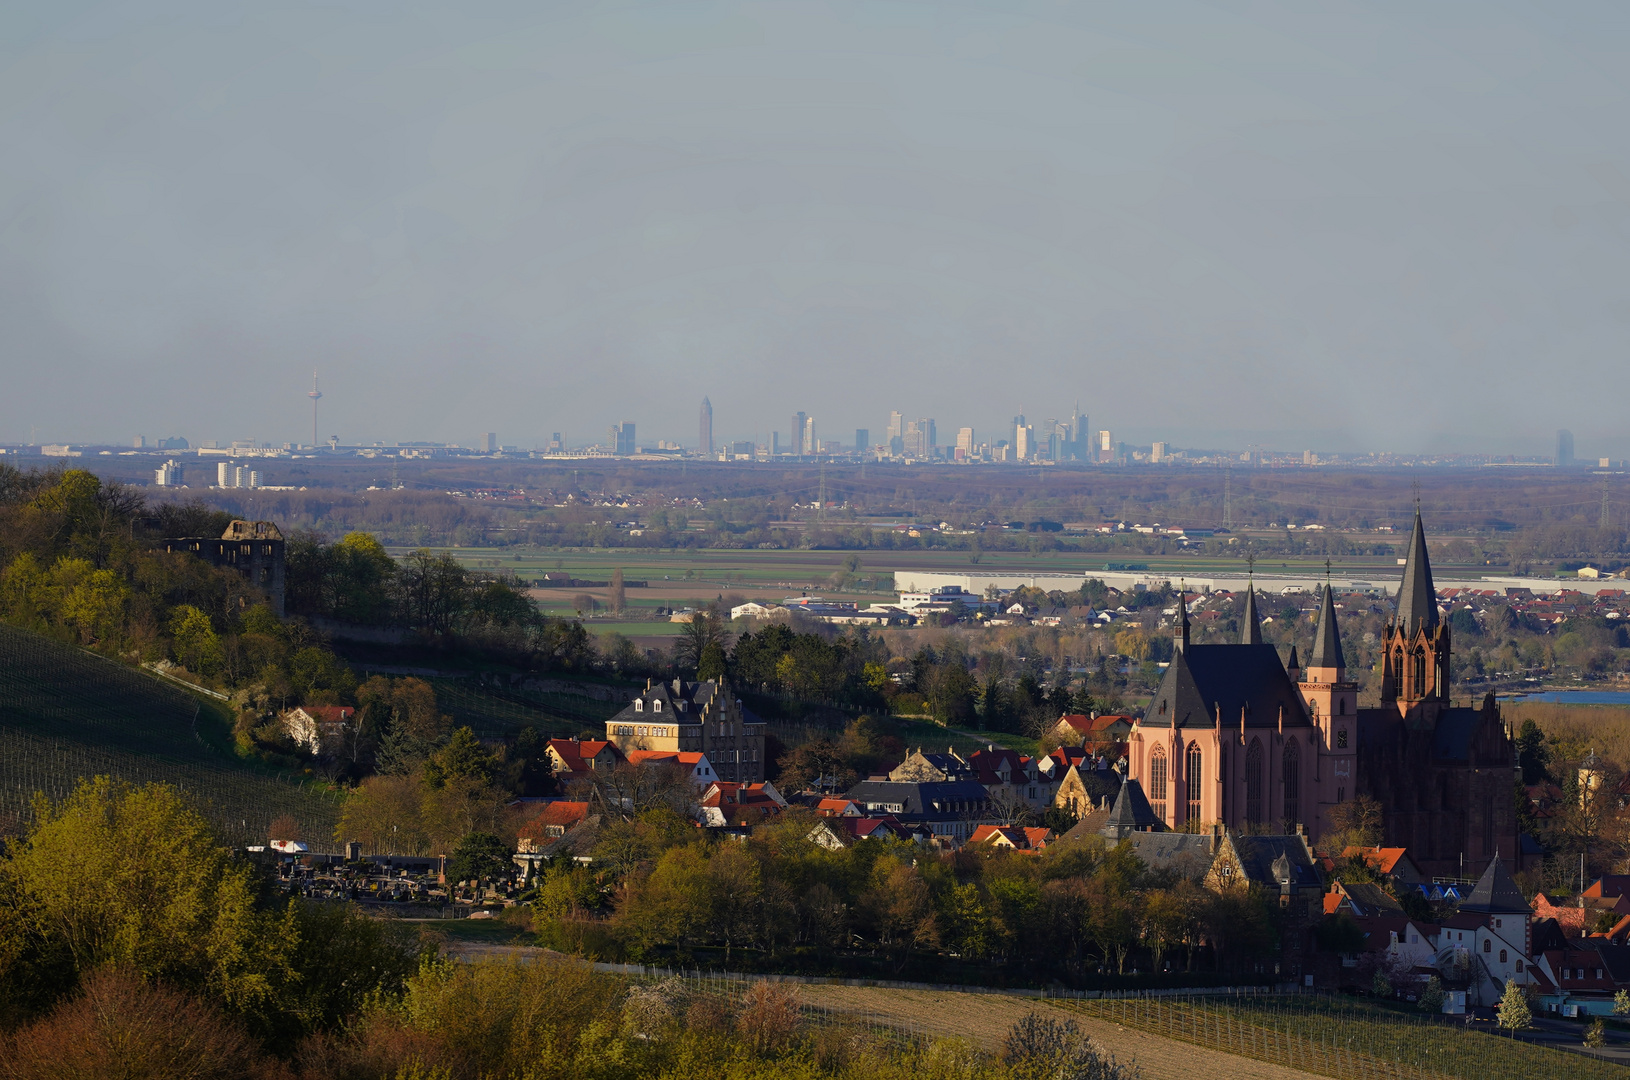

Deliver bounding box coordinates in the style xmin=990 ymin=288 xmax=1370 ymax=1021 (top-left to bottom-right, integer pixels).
xmin=446 ymin=833 xmax=513 ymax=887
xmin=169 ymin=604 xmax=224 ymax=676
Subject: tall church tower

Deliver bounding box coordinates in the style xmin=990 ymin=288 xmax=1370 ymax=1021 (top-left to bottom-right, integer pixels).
xmin=1380 ymin=512 xmax=1451 ymax=713
xmin=1300 ymin=580 xmax=1358 ymax=823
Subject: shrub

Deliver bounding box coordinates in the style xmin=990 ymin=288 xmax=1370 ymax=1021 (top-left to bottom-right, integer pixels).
xmin=0 ymin=967 xmax=271 ymax=1080
xmin=736 ymin=980 xmax=801 ymax=1052
xmin=1002 ymin=1012 xmax=1140 ymax=1080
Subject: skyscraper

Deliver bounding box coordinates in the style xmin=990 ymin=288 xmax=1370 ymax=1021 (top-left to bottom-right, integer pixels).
xmin=854 ymin=429 xmax=869 ymax=453
xmin=1557 ymin=429 xmax=1575 ymax=468
xmin=803 ymin=415 xmax=816 ymax=455
xmin=791 ymin=412 xmax=807 ymax=455
xmin=699 ymin=397 xmax=713 ymax=455
xmin=956 ymin=427 xmax=974 ymax=455
xmin=887 ymin=411 xmax=904 ymax=442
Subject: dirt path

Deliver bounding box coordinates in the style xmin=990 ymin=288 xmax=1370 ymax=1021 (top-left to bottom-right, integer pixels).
xmin=796 ymin=985 xmax=1321 ymax=1080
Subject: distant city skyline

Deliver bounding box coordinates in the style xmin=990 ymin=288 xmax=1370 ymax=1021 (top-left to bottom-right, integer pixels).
xmin=4 ymin=4 xmax=1629 ymax=455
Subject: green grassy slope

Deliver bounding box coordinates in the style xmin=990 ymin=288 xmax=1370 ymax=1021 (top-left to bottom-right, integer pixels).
xmin=0 ymin=625 xmax=344 ymax=849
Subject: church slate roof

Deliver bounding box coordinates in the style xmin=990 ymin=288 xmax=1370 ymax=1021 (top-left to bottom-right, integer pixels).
xmin=1396 ymin=512 xmax=1439 ymax=637
xmin=1459 ymin=855 xmax=1528 ymax=914
xmin=1149 ymin=643 xmax=1310 ymax=729
xmin=1431 ymin=708 xmax=1486 ymax=762
xmin=1309 ymin=583 xmax=1345 ymax=671
xmin=1119 ymin=832 xmax=1215 ymax=881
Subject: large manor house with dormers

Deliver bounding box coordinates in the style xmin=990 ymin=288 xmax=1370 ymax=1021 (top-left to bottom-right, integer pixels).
xmin=1126 ymin=513 xmax=1517 ymax=879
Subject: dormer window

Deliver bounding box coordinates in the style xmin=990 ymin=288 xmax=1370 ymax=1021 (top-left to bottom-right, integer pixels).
xmin=634 ymin=700 xmax=644 ymax=712
xmin=653 ymin=701 xmax=662 ymax=712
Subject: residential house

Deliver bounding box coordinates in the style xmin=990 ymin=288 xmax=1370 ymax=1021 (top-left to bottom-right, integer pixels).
xmin=1534 ymin=945 xmax=1620 ymax=1015
xmin=281 ymin=706 xmax=355 ymax=756
xmin=844 ymin=779 xmax=995 ymax=842
xmin=699 ymin=781 xmax=786 ymax=827
xmin=1323 ymin=880 xmax=1405 ymax=918
xmin=889 ymin=748 xmax=974 ymax=783
xmin=1338 ymin=846 xmax=1424 ymax=888
xmin=813 ymin=797 xmax=863 ymax=817
xmin=516 ymin=801 xmax=591 ymax=854
xmin=967 ymin=746 xmax=1049 ymax=813
xmin=807 ymin=816 xmax=920 ymax=850
xmin=1206 ymin=831 xmax=1325 ymax=912
xmin=546 ymin=738 xmax=625 ymax=778
xmin=605 ymin=677 xmax=767 ymax=783
xmin=625 ymin=749 xmax=719 ymax=787
xmin=1047 ymin=713 xmax=1135 ymax=748
xmin=969 ymin=824 xmax=1053 ymax=851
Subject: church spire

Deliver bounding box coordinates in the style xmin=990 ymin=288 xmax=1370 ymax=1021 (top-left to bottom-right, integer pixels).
xmin=1396 ymin=510 xmax=1439 ymax=637
xmin=1308 ymin=574 xmax=1345 ymax=679
xmin=1176 ymin=584 xmax=1190 ymax=653
xmin=1240 ymin=577 xmax=1263 ymax=645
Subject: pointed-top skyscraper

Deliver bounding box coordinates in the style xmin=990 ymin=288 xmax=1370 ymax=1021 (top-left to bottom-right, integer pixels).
xmin=699 ymin=397 xmax=714 ymax=456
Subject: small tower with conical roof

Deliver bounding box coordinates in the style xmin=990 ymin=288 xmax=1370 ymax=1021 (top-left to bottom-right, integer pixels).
xmin=1300 ymin=573 xmax=1358 ymax=818
xmin=1175 ymin=583 xmax=1191 ymax=653
xmin=1380 ymin=511 xmax=1451 ymax=711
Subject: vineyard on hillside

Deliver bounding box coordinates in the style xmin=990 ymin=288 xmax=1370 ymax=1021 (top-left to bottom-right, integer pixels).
xmin=0 ymin=625 xmax=344 ymax=849
xmin=430 ymin=678 xmax=620 ymax=740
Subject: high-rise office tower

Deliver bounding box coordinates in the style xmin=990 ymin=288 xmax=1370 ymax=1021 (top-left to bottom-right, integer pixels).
xmin=699 ymin=397 xmax=713 ymax=455
xmin=887 ymin=411 xmax=904 ymax=442
xmin=803 ymin=415 xmax=816 ymax=455
xmin=1016 ymin=425 xmax=1034 ymax=460
xmin=956 ymin=427 xmax=974 ymax=454
xmin=791 ymin=412 xmax=808 ymax=455
xmin=922 ymin=419 xmax=936 ymax=455
xmin=1557 ymin=429 xmax=1575 ymax=468
xmin=854 ymin=429 xmax=869 ymax=453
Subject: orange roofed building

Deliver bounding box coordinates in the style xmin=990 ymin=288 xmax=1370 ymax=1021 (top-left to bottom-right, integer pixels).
xmin=517 ymin=801 xmax=591 ymax=853
xmin=968 ymin=824 xmax=1053 ymax=851
xmin=546 ymin=738 xmax=625 ymax=777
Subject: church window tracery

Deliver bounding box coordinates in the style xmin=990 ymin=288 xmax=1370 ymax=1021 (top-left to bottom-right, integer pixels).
xmin=1245 ymin=740 xmax=1264 ymax=824
xmin=1149 ymin=746 xmax=1168 ymax=821
xmin=1186 ymin=743 xmax=1203 ymax=822
xmin=1282 ymin=740 xmax=1300 ymax=827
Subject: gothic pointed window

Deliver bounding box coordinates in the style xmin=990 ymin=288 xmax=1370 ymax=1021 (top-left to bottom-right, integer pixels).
xmin=1186 ymin=743 xmax=1203 ymax=823
xmin=1282 ymin=740 xmax=1300 ymax=828
xmin=1245 ymin=739 xmax=1264 ymax=824
xmin=1149 ymin=746 xmax=1168 ymax=822
xmin=1412 ymin=648 xmax=1426 ymax=695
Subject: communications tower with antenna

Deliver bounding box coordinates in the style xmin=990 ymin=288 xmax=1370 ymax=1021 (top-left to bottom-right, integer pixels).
xmin=307 ymin=372 xmax=323 ymax=449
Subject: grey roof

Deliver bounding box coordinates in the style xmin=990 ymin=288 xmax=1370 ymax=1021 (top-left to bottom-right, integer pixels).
xmin=1176 ymin=589 xmax=1191 ymax=651
xmin=1459 ymin=855 xmax=1528 ymax=913
xmin=1102 ymin=776 xmax=1165 ymax=837
xmin=1240 ymin=587 xmax=1263 ymax=646
xmin=1120 ymin=832 xmax=1215 ymax=881
xmin=1584 ymin=942 xmax=1630 ymax=983
xmin=1340 ymin=881 xmax=1404 ymax=916
xmin=1148 ymin=643 xmax=1310 ymax=729
xmin=611 ymin=678 xmax=761 ymax=725
xmin=1396 ymin=513 xmax=1439 ymax=637
xmin=844 ymin=780 xmax=992 ymax=820
xmin=1230 ymin=835 xmax=1322 ymax=891
xmin=1309 ymin=583 xmax=1345 ymax=671
xmin=1285 ymin=644 xmax=1299 ymax=673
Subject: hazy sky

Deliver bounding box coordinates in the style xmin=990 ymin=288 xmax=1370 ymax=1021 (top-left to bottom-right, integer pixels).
xmin=4 ymin=2 xmax=1629 ymax=455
